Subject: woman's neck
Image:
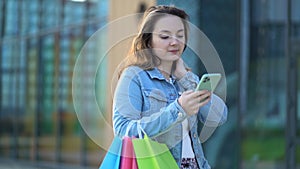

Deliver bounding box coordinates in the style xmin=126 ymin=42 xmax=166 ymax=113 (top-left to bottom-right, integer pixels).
xmin=157 ymin=62 xmax=173 ymax=75
xmin=158 ymin=69 xmax=171 ymax=80
xmin=157 ymin=63 xmax=173 ymax=79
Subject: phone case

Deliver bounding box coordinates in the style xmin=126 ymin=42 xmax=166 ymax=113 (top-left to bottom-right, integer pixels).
xmin=195 ymin=73 xmax=221 ymax=92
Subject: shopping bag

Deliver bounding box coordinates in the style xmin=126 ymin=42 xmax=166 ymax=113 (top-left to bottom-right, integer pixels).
xmin=99 ymin=136 xmax=122 ymax=169
xmin=120 ymin=136 xmax=138 ymax=169
xmin=132 ymin=132 xmax=179 ymax=169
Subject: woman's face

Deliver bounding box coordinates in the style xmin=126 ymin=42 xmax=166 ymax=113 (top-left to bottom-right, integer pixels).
xmin=151 ymin=15 xmax=186 ymax=63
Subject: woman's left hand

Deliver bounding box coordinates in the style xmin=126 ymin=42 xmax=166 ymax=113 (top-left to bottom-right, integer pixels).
xmin=173 ymin=58 xmax=188 ymax=79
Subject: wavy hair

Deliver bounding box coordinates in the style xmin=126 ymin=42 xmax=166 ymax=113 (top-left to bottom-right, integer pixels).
xmin=119 ymin=5 xmax=190 ymax=75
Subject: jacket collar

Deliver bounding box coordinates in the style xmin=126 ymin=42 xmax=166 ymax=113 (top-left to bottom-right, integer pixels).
xmin=145 ymin=68 xmax=176 ymax=83
xmin=145 ymin=68 xmax=165 ymax=80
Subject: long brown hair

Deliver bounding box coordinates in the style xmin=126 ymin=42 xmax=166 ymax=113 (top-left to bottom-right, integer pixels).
xmin=119 ymin=5 xmax=190 ymax=75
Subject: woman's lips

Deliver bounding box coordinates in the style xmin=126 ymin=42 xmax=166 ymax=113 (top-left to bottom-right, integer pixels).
xmin=168 ymin=50 xmax=179 ymax=54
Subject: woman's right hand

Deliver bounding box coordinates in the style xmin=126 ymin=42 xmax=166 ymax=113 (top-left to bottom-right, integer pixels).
xmin=178 ymin=90 xmax=211 ymax=116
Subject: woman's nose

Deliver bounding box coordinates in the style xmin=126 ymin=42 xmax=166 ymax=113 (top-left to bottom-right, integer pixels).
xmin=169 ymin=36 xmax=180 ymax=46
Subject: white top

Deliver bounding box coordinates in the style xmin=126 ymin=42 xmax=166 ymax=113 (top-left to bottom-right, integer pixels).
xmin=181 ymin=118 xmax=195 ymax=158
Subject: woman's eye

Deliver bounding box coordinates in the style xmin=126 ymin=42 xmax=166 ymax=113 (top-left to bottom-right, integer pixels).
xmin=159 ymin=35 xmax=169 ymax=39
xmin=177 ymin=35 xmax=184 ymax=38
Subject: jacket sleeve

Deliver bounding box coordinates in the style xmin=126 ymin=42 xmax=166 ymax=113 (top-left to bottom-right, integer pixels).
xmin=177 ymin=71 xmax=199 ymax=91
xmin=112 ymin=67 xmax=187 ymax=138
xmin=198 ymin=94 xmax=228 ymax=126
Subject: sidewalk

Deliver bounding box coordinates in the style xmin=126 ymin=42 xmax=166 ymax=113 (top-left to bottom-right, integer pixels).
xmin=0 ymin=159 xmax=95 ymax=169
xmin=0 ymin=160 xmax=39 ymax=169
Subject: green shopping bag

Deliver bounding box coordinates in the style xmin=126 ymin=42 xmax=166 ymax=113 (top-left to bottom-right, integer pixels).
xmin=132 ymin=130 xmax=179 ymax=169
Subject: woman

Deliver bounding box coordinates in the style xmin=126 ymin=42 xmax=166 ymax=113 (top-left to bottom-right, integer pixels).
xmin=113 ymin=5 xmax=228 ymax=169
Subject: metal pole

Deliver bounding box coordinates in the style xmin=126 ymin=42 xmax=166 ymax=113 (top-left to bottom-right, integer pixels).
xmin=55 ymin=0 xmax=64 ymax=164
xmin=34 ymin=0 xmax=44 ymax=162
xmin=0 ymin=0 xmax=4 ymax=157
xmin=239 ymin=0 xmax=250 ymax=115
xmin=285 ymin=0 xmax=297 ymax=168
xmin=0 ymin=0 xmax=5 ymax=120
xmin=238 ymin=0 xmax=250 ymax=168
xmin=12 ymin=0 xmax=23 ymax=160
xmin=80 ymin=1 xmax=90 ymax=166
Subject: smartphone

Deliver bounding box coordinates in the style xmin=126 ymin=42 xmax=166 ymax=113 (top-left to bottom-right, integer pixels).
xmin=195 ymin=73 xmax=222 ymax=92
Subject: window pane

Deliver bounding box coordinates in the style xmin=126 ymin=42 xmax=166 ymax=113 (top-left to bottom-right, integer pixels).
xmin=243 ymin=1 xmax=287 ymax=167
xmin=0 ymin=0 xmax=107 ymax=167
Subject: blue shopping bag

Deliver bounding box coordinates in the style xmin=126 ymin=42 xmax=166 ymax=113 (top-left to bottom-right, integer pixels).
xmin=99 ymin=136 xmax=122 ymax=169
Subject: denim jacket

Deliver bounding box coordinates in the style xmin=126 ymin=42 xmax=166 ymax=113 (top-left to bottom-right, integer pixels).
xmin=113 ymin=66 xmax=228 ymax=169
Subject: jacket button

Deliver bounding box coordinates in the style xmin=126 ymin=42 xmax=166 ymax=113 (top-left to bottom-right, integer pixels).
xmin=178 ymin=112 xmax=183 ymax=118
xmin=194 ymin=133 xmax=197 ymax=138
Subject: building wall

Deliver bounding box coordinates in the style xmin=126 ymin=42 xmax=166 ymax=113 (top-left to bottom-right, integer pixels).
xmin=106 ymin=0 xmax=155 ymax=125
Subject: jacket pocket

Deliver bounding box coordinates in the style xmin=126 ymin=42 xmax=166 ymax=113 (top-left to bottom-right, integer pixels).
xmin=143 ymin=89 xmax=168 ymax=115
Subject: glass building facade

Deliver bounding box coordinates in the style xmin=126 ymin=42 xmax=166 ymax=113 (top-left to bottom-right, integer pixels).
xmin=198 ymin=0 xmax=300 ymax=168
xmin=0 ymin=0 xmax=299 ymax=168
xmin=0 ymin=0 xmax=108 ymax=168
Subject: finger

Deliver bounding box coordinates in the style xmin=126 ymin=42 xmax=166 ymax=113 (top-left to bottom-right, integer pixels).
xmin=176 ymin=58 xmax=183 ymax=64
xmin=182 ymin=90 xmax=194 ymax=96
xmin=202 ymin=92 xmax=212 ymax=101
xmin=187 ymin=91 xmax=202 ymax=98
xmin=196 ymin=90 xmax=211 ymax=95
xmin=202 ymin=91 xmax=211 ymax=99
xmin=199 ymin=96 xmax=211 ymax=105
xmin=192 ymin=90 xmax=211 ymax=100
xmin=192 ymin=93 xmax=210 ymax=104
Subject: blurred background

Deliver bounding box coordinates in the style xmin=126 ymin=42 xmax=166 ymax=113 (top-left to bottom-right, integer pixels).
xmin=0 ymin=0 xmax=299 ymax=169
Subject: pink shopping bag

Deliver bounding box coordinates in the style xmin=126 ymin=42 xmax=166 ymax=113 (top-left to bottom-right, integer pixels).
xmin=120 ymin=136 xmax=138 ymax=169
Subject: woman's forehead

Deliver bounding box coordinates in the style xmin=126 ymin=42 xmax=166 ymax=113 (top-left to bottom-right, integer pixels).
xmin=152 ymin=15 xmax=185 ymax=33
